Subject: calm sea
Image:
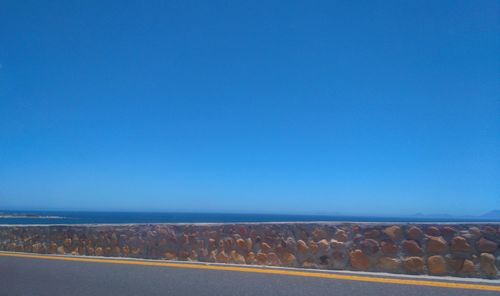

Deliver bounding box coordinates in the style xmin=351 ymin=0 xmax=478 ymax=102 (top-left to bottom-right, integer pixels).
xmin=0 ymin=211 xmax=497 ymax=225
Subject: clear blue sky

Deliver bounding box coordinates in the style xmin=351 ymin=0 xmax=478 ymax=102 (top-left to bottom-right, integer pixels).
xmin=1 ymin=1 xmax=498 ymax=216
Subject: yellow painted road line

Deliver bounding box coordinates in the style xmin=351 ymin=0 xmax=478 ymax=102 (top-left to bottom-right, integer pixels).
xmin=1 ymin=252 xmax=499 ymax=292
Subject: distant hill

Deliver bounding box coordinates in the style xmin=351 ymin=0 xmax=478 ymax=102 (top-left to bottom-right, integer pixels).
xmin=407 ymin=211 xmax=500 ymax=221
xmin=480 ymin=210 xmax=500 ymax=219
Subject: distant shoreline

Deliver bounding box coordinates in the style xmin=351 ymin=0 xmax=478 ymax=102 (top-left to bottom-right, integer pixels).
xmin=0 ymin=214 xmax=64 ymax=219
xmin=1 ymin=221 xmax=500 ymax=228
xmin=0 ymin=211 xmax=499 ymax=225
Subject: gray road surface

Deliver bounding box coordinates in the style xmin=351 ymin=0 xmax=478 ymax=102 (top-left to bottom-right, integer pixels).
xmin=0 ymin=255 xmax=499 ymax=296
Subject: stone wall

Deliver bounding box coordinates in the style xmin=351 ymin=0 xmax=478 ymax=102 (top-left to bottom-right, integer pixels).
xmin=0 ymin=223 xmax=499 ymax=279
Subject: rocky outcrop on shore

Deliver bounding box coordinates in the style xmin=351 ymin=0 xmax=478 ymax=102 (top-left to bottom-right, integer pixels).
xmin=0 ymin=223 xmax=499 ymax=278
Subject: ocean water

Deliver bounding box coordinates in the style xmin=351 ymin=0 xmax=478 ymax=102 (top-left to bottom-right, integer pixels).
xmin=0 ymin=211 xmax=498 ymax=225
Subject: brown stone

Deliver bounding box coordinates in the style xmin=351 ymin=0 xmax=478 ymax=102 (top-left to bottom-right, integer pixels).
xmin=122 ymin=245 xmax=130 ymax=256
xmin=360 ymin=239 xmax=379 ymax=255
xmin=71 ymin=248 xmax=79 ymax=256
xmin=479 ymin=253 xmax=497 ymax=276
xmin=238 ymin=226 xmax=247 ymax=236
xmin=284 ymin=237 xmax=296 ymax=250
xmin=256 ymin=252 xmax=268 ymax=265
xmin=482 ymin=226 xmax=497 ymax=239
xmin=230 ymin=251 xmax=246 ymax=264
xmin=182 ymin=234 xmax=190 ymax=245
xmin=131 ymin=247 xmax=142 ymax=256
xmin=208 ymin=238 xmax=217 ymax=249
xmin=95 ymin=247 xmax=103 ymax=256
xmin=381 ymin=239 xmax=398 ymax=256
xmin=312 ymin=228 xmax=328 ymax=240
xmin=245 ymin=252 xmax=256 ymax=264
xmin=469 ymin=227 xmax=481 ymax=239
xmin=225 ymin=238 xmax=233 ymax=250
xmin=407 ymin=226 xmax=423 ymax=240
xmin=274 ymin=244 xmax=284 ymax=254
xmin=267 ymin=252 xmax=281 ymax=265
xmin=318 ymin=239 xmax=330 ymax=250
xmin=352 ymin=225 xmax=361 ymax=233
xmin=427 ymin=255 xmax=447 ymax=275
xmin=281 ymin=252 xmax=297 ymax=267
xmin=426 ymin=236 xmax=447 ymax=253
xmin=246 ymin=238 xmax=253 ymax=251
xmin=470 ymin=253 xmax=479 ymax=264
xmin=426 ymin=226 xmax=441 ymax=236
xmin=383 ymin=226 xmax=402 ymax=241
xmin=49 ymin=243 xmax=58 ymax=254
xmin=302 ymin=260 xmax=317 ymax=269
xmin=189 ymin=250 xmax=199 ymax=261
xmin=57 ymin=246 xmax=66 ymax=255
xmin=104 ymin=247 xmax=112 ymax=256
xmin=87 ymin=247 xmax=95 ymax=256
xmin=477 ymin=237 xmax=497 ymax=253
xmin=209 ymin=250 xmax=217 ymax=262
xmin=402 ymin=240 xmax=423 ymax=256
xmin=236 ymin=238 xmax=246 ymax=249
xmin=297 ymin=240 xmax=309 ymax=254
xmin=335 ymin=230 xmax=348 ymax=242
xmin=460 ymin=259 xmax=475 ymax=274
xmin=308 ymin=241 xmax=318 ymax=254
xmin=330 ymin=239 xmax=345 ymax=251
xmin=403 ymin=257 xmax=424 ymax=274
xmin=377 ymin=257 xmax=401 ymax=272
xmin=32 ymin=243 xmax=44 ymax=253
xmin=216 ymin=250 xmax=230 ymax=263
xmin=350 ymin=249 xmax=370 ymax=270
xmin=164 ymin=251 xmax=177 ymax=260
xmin=451 ymin=236 xmax=472 ymax=252
xmin=260 ymin=242 xmax=272 ymax=253
xmin=364 ymin=229 xmax=380 ymax=239
xmin=440 ymin=226 xmax=456 ymax=238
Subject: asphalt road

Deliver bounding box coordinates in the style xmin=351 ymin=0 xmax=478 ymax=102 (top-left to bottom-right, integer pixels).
xmin=1 ymin=254 xmax=499 ymax=296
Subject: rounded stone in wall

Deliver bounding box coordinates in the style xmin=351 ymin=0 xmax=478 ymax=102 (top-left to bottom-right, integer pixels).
xmin=451 ymin=236 xmax=472 ymax=253
xmin=245 ymin=252 xmax=256 ymax=264
xmin=281 ymin=252 xmax=297 ymax=267
xmin=407 ymin=226 xmax=423 ymax=241
xmin=296 ymin=240 xmax=309 ymax=254
xmin=477 ymin=237 xmax=497 ymax=253
xmin=468 ymin=227 xmax=482 ymax=240
xmin=377 ymin=257 xmax=401 ymax=273
xmin=350 ymin=249 xmax=370 ymax=270
xmin=426 ymin=226 xmax=441 ymax=237
xmin=383 ymin=226 xmax=402 ymax=241
xmin=380 ymin=239 xmax=398 ymax=256
xmin=427 ymin=255 xmax=447 ymax=275
xmin=426 ymin=236 xmax=447 ymax=254
xmin=440 ymin=226 xmax=456 ymax=238
xmin=360 ymin=239 xmax=379 ymax=255
xmin=403 ymin=257 xmax=425 ymax=274
xmin=461 ymin=259 xmax=476 ymax=275
xmin=480 ymin=253 xmax=498 ymax=276
xmin=334 ymin=229 xmax=348 ymax=242
xmin=481 ymin=226 xmax=497 ymax=240
xmin=364 ymin=229 xmax=381 ymax=239
xmin=402 ymin=240 xmax=423 ymax=256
